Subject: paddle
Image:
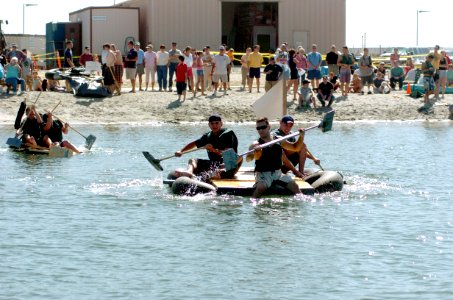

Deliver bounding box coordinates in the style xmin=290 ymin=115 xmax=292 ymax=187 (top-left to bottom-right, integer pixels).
xmin=51 ymin=114 xmax=96 ymax=150
xmin=223 ymin=110 xmax=335 ymax=171
xmin=6 ymin=92 xmax=42 ymax=148
xmin=143 ymin=147 xmax=206 ymax=171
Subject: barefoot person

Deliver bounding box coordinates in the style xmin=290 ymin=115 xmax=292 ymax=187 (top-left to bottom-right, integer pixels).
xmin=174 ymin=114 xmax=241 ymax=180
xmin=273 ymin=115 xmax=321 ymax=177
xmin=246 ymin=117 xmax=306 ymax=198
xmin=42 ymin=112 xmax=81 ymax=153
xmin=16 ymin=105 xmax=44 ymax=148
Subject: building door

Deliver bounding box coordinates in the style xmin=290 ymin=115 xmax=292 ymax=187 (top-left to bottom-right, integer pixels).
xmin=253 ymin=25 xmax=276 ymax=52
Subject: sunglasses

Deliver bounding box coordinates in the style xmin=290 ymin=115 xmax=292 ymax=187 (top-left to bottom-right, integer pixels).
xmin=256 ymin=125 xmax=268 ymax=131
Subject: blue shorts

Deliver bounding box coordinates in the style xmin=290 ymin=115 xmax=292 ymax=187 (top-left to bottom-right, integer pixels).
xmin=196 ymin=69 xmax=204 ymax=76
xmin=249 ymin=67 xmax=261 ymax=78
xmin=423 ymin=76 xmax=434 ymax=91
xmin=307 ymin=69 xmax=321 ymax=80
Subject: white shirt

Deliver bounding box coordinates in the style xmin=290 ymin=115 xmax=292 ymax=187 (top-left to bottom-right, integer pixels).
xmin=212 ymin=54 xmax=230 ymax=75
xmin=156 ymin=51 xmax=169 ymax=66
xmin=184 ymin=53 xmax=193 ymax=68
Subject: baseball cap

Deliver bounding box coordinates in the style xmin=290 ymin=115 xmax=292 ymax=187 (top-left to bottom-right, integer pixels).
xmin=281 ymin=115 xmax=294 ymax=124
xmin=219 ymin=46 xmax=225 ymax=50
xmin=208 ymin=114 xmax=222 ymax=122
xmin=134 ymin=41 xmax=140 ymax=46
xmin=302 ymin=79 xmax=310 ymax=85
xmin=11 ymin=43 xmax=17 ymax=47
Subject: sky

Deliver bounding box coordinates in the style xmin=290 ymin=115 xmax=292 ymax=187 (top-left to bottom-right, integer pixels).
xmin=0 ymin=0 xmax=451 ymax=48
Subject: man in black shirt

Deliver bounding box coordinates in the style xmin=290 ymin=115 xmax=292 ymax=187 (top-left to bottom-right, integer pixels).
xmin=263 ymin=57 xmax=283 ymax=92
xmin=124 ymin=40 xmax=138 ymax=93
xmin=175 ymin=114 xmax=241 ymax=179
xmin=325 ymin=45 xmax=339 ymax=75
xmin=317 ymin=75 xmax=335 ymax=107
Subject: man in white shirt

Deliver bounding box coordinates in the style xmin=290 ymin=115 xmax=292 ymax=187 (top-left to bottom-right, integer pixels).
xmin=156 ymin=44 xmax=169 ymax=91
xmin=211 ymin=46 xmax=230 ymax=96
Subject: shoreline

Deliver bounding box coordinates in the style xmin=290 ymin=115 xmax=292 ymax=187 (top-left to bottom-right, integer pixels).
xmin=1 ymin=68 xmax=452 ymax=125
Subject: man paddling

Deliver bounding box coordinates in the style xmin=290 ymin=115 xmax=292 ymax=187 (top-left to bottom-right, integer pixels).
xmin=175 ymin=114 xmax=241 ymax=180
xmin=42 ymin=112 xmax=81 ymax=153
xmin=16 ymin=105 xmax=45 ymax=148
xmin=273 ymin=115 xmax=321 ymax=176
xmin=246 ymin=117 xmax=306 ymax=198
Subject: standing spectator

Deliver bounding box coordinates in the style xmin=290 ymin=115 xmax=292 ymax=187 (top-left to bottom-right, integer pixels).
xmin=240 ymin=47 xmax=251 ymax=90
xmin=432 ymin=45 xmax=441 ymax=99
xmin=390 ymin=48 xmax=400 ymax=68
xmin=156 ymin=44 xmax=169 ymax=91
xmin=247 ymin=44 xmax=263 ymax=93
xmin=295 ymin=47 xmax=308 ymax=84
xmin=144 ymin=44 xmax=156 ymax=91
xmin=111 ymin=44 xmax=123 ymax=95
xmin=5 ymin=57 xmax=25 ymax=95
xmin=438 ymin=50 xmax=448 ymax=98
xmin=263 ymin=57 xmax=282 ymax=92
xmin=79 ymin=46 xmax=93 ymax=67
xmin=194 ymin=50 xmax=205 ymax=97
xmin=124 ymin=40 xmax=138 ymax=93
xmin=202 ymin=46 xmax=213 ymax=91
xmin=134 ymin=42 xmax=145 ymax=91
xmin=183 ymin=46 xmax=194 ymax=93
xmin=64 ymin=40 xmax=75 ymax=68
xmin=102 ymin=44 xmax=116 ymax=94
xmin=338 ymin=46 xmax=354 ymax=97
xmin=168 ymin=42 xmax=182 ymax=92
xmin=286 ymin=49 xmax=299 ymax=100
xmin=6 ymin=43 xmax=26 ymax=64
xmin=421 ymin=54 xmax=435 ymax=104
xmin=359 ymin=48 xmax=373 ymax=95
xmin=307 ymin=44 xmax=322 ymax=90
xmin=317 ymin=75 xmax=335 ymax=107
xmin=211 ymin=45 xmax=230 ymax=96
xmin=226 ymin=48 xmax=234 ymax=90
xmin=175 ymin=55 xmax=188 ymax=101
xmin=21 ymin=49 xmax=33 ymax=91
xmin=325 ymin=45 xmax=339 ymax=75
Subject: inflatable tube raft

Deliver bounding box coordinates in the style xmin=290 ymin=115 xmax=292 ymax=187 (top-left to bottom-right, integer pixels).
xmin=164 ymin=167 xmax=343 ymax=196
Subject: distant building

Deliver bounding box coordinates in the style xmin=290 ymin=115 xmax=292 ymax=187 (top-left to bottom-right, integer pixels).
xmin=71 ymin=0 xmax=345 ymax=53
xmin=69 ymin=7 xmax=140 ymax=57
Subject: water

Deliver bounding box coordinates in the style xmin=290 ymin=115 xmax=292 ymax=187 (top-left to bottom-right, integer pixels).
xmin=1 ymin=122 xmax=452 ymax=299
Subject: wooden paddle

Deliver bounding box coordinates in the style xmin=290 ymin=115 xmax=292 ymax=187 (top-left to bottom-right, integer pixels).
xmin=223 ymin=110 xmax=335 ymax=172
xmin=143 ymin=147 xmax=206 ymax=171
xmin=107 ymin=65 xmax=121 ymax=95
xmin=51 ymin=114 xmax=96 ymax=150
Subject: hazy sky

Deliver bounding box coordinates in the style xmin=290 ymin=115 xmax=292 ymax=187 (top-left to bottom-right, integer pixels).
xmin=1 ymin=0 xmax=451 ymax=48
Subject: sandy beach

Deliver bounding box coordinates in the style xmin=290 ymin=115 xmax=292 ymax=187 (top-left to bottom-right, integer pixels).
xmin=1 ymin=67 xmax=452 ymax=125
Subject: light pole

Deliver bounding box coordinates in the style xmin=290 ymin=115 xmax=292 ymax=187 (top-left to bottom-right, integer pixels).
xmin=416 ymin=10 xmax=430 ymax=46
xmin=23 ymin=3 xmax=38 ymax=34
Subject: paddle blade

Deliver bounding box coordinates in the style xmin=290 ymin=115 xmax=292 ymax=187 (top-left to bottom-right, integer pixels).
xmin=320 ymin=110 xmax=335 ymax=132
xmin=142 ymin=151 xmax=164 ymax=171
xmin=84 ymin=135 xmax=96 ymax=150
xmin=222 ymin=149 xmax=240 ymax=172
xmin=6 ymin=137 xmax=22 ymax=148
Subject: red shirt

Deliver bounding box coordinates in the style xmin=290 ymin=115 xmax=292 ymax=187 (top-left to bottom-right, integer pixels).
xmin=176 ymin=62 xmax=187 ymax=82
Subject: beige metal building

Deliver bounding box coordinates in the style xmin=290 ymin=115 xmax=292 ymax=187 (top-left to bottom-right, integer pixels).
xmin=116 ymin=0 xmax=346 ymax=53
xmin=69 ymin=7 xmax=140 ymax=56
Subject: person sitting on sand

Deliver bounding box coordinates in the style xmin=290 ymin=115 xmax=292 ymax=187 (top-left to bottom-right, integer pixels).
xmin=349 ymin=73 xmax=362 ymax=93
xmin=16 ymin=105 xmax=44 ymax=148
xmin=174 ymin=114 xmax=241 ymax=180
xmin=246 ymin=117 xmax=305 ymax=198
xmin=329 ymin=72 xmax=340 ymax=91
xmin=373 ymin=72 xmax=391 ymax=94
xmin=273 ymin=115 xmax=321 ymax=177
xmin=42 ymin=112 xmax=81 ymax=153
xmin=297 ymin=79 xmax=316 ymax=109
xmin=31 ymin=71 xmax=43 ymax=91
xmin=317 ymin=75 xmax=335 ymax=107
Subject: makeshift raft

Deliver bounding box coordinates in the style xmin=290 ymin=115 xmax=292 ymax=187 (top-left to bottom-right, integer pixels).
xmin=11 ymin=145 xmax=74 ymax=158
xmin=164 ymin=167 xmax=344 ymax=196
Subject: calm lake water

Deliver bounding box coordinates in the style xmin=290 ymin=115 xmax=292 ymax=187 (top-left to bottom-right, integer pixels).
xmin=1 ymin=121 xmax=452 ymax=299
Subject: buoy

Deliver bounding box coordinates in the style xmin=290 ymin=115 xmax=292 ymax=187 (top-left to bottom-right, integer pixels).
xmin=406 ymin=82 xmax=411 ymax=95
